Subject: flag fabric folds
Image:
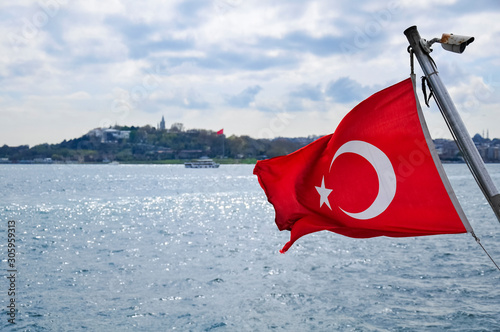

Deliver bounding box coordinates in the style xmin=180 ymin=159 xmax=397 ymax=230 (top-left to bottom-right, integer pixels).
xmin=253 ymin=78 xmax=472 ymax=253
xmin=217 ymin=129 xmax=224 ymax=135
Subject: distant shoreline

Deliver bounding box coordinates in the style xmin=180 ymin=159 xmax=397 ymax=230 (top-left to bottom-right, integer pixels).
xmin=3 ymin=159 xmax=500 ymax=165
xmin=2 ymin=125 xmax=499 ymax=164
xmin=0 ymin=158 xmax=259 ymax=165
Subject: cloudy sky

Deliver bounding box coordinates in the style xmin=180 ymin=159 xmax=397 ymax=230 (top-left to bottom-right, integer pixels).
xmin=1 ymin=0 xmax=500 ymax=146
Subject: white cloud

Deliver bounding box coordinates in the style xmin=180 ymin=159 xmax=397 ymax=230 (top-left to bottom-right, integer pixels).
xmin=1 ymin=0 xmax=500 ymax=146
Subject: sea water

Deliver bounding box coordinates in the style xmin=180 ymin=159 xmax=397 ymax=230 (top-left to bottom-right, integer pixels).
xmin=0 ymin=164 xmax=499 ymax=331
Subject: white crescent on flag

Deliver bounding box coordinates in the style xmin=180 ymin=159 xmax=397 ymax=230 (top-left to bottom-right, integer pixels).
xmin=329 ymin=140 xmax=397 ymax=220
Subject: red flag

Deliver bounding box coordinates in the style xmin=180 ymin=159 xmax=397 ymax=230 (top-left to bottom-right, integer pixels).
xmin=217 ymin=129 xmax=224 ymax=135
xmin=254 ymin=78 xmax=472 ymax=253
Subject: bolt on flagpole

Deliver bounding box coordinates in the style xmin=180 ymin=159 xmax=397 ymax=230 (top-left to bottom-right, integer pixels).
xmin=404 ymin=25 xmax=500 ymax=223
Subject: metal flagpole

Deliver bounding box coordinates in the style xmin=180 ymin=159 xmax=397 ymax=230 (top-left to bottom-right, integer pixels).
xmin=404 ymin=25 xmax=500 ymax=223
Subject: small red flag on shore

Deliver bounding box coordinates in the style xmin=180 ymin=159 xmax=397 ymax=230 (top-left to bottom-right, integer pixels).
xmin=217 ymin=129 xmax=224 ymax=135
xmin=254 ymin=78 xmax=472 ymax=253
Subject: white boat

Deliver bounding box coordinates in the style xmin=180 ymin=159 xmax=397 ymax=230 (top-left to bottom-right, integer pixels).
xmin=184 ymin=157 xmax=220 ymax=168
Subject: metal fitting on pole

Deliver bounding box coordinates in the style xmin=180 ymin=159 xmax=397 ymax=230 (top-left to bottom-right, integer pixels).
xmin=404 ymin=25 xmax=500 ymax=223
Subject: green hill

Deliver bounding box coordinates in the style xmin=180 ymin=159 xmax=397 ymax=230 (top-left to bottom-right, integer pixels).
xmin=0 ymin=125 xmax=320 ymax=164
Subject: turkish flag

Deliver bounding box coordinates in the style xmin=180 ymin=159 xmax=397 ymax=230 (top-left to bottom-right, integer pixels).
xmin=254 ymin=78 xmax=472 ymax=253
xmin=217 ymin=129 xmax=224 ymax=135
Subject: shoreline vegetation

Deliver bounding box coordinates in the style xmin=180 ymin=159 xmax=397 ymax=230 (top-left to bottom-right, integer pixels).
xmin=0 ymin=124 xmax=319 ymax=165
xmin=1 ymin=124 xmax=499 ymax=164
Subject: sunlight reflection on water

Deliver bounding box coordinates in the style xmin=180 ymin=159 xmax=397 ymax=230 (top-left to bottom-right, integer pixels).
xmin=0 ymin=164 xmax=499 ymax=331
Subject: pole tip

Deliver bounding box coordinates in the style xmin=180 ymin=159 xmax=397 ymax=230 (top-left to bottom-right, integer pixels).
xmin=404 ymin=25 xmax=417 ymax=36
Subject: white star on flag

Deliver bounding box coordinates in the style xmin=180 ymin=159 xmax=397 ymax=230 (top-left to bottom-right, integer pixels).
xmin=315 ymin=176 xmax=332 ymax=210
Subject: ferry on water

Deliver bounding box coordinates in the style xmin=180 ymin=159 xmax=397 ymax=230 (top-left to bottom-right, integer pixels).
xmin=184 ymin=157 xmax=220 ymax=168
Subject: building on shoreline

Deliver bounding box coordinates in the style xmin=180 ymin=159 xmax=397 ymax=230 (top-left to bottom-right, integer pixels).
xmin=87 ymin=128 xmax=131 ymax=143
xmin=158 ymin=116 xmax=166 ymax=131
xmin=434 ymin=134 xmax=500 ymax=163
